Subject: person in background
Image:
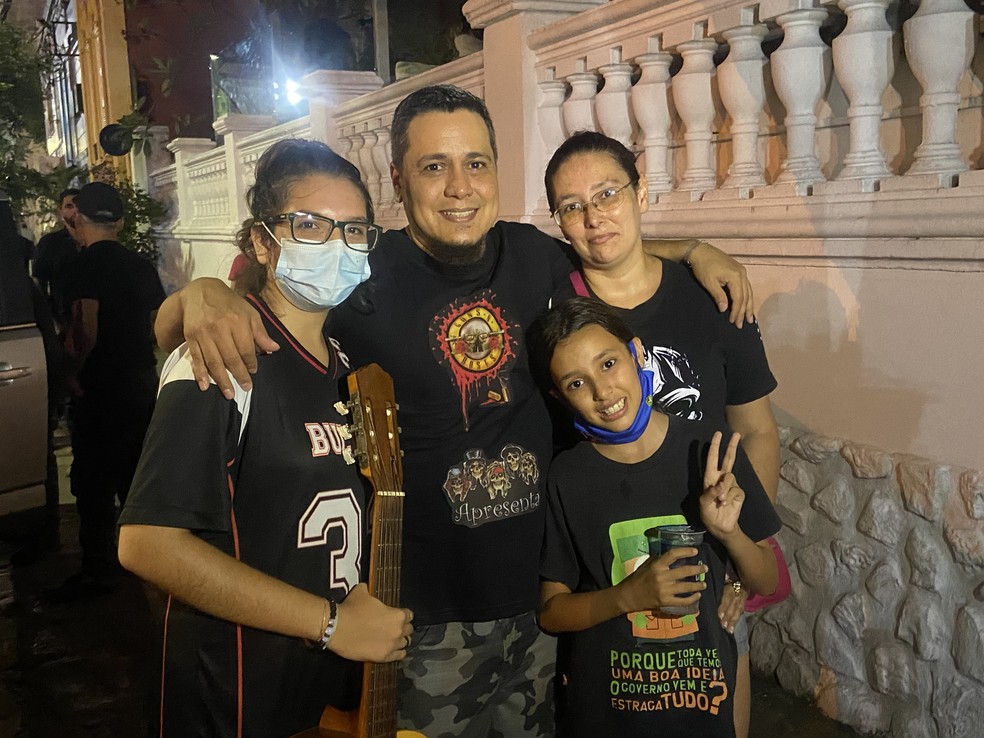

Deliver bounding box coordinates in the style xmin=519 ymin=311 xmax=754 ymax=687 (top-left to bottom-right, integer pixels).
xmin=118 ymin=139 xmax=412 ymax=737
xmin=34 ymin=188 xmax=81 ymax=331
xmin=47 ymin=182 xmax=165 ymax=601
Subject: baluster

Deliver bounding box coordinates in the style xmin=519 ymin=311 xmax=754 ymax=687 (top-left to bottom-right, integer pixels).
xmin=596 ymin=63 xmax=635 ymax=148
xmin=673 ymin=40 xmax=718 ymax=192
xmin=772 ymin=9 xmax=830 ymax=185
xmin=372 ymin=126 xmax=395 ymax=207
xmin=903 ymin=0 xmax=974 ymax=175
xmin=360 ymin=129 xmax=381 ymax=205
xmin=631 ymin=53 xmax=674 ymax=197
xmin=538 ymin=79 xmax=569 ymax=150
xmin=346 ymin=131 xmax=365 ymax=179
xmin=832 ymin=0 xmax=894 ymax=180
xmin=563 ymin=71 xmax=599 ymax=134
xmin=719 ymin=24 xmax=768 ymax=188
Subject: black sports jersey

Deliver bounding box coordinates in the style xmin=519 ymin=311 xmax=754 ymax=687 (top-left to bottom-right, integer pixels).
xmin=121 ymin=294 xmax=366 ymax=737
xmin=330 ymin=222 xmax=575 ymax=624
xmin=542 ymin=416 xmax=781 ymax=737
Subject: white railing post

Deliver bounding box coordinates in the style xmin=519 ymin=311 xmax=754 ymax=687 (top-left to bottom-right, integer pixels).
xmin=536 ymin=76 xmax=569 ymax=215
xmin=772 ymin=9 xmax=830 ymax=186
xmin=371 ymin=125 xmax=396 ymax=213
xmin=129 ymin=124 xmax=171 ymax=193
xmin=213 ymin=114 xmax=276 ymax=228
xmin=596 ymin=60 xmax=636 ymax=148
xmin=165 ymin=138 xmax=217 ymax=231
xmin=903 ymin=0 xmax=975 ymax=176
xmin=832 ymin=0 xmax=894 ymax=181
xmin=673 ymin=39 xmax=719 ymax=193
xmin=719 ymin=23 xmax=768 ymax=189
xmin=564 ymin=69 xmax=600 ymax=134
xmin=344 ymin=128 xmax=365 ymax=174
xmin=464 ymin=0 xmax=605 ymax=220
xmin=359 ymin=127 xmax=382 ymax=205
xmin=631 ymin=52 xmax=674 ymax=198
xmin=301 ymin=70 xmax=384 ymax=152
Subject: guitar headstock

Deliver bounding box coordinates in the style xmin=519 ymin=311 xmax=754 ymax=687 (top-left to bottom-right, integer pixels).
xmin=336 ymin=363 xmax=403 ymax=493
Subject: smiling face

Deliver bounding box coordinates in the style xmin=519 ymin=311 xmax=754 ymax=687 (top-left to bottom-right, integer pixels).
xmin=550 ymin=324 xmax=645 ymax=432
xmin=391 ymin=110 xmax=499 ymax=265
xmin=549 ymin=151 xmax=648 ymax=271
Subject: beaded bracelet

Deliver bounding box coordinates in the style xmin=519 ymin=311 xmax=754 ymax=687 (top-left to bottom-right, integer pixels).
xmin=307 ymin=598 xmax=338 ymax=651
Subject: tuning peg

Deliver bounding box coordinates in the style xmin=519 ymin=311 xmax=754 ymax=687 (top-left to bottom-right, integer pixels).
xmin=334 ymin=401 xmax=350 ymax=416
xmin=337 ymin=425 xmax=353 ymax=441
xmin=342 ymin=447 xmax=356 ymax=465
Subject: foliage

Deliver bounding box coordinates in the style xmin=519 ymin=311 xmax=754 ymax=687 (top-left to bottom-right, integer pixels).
xmin=0 ymin=22 xmax=56 ymax=212
xmin=115 ymin=178 xmax=169 ymax=262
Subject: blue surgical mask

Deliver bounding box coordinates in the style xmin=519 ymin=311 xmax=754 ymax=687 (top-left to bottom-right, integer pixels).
xmin=573 ymin=341 xmax=656 ymax=445
xmin=266 ymin=229 xmax=371 ymax=311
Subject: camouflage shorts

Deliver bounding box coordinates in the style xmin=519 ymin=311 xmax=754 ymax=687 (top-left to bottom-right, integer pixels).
xmin=397 ymin=611 xmax=557 ymax=737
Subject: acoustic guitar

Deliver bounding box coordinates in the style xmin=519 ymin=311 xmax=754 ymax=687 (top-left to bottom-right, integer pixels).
xmin=293 ymin=364 xmax=424 ymax=738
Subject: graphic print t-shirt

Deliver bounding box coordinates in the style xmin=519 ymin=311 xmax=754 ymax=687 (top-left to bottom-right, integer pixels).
xmin=541 ymin=416 xmax=782 ymax=737
xmin=329 ymin=222 xmax=575 ymax=624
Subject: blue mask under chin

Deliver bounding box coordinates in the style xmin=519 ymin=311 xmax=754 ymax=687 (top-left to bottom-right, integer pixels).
xmin=573 ymin=341 xmax=656 ymax=445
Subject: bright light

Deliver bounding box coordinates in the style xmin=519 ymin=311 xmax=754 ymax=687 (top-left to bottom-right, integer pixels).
xmin=285 ymin=79 xmax=302 ymax=106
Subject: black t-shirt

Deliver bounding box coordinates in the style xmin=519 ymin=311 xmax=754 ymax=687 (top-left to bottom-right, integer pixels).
xmin=121 ymin=294 xmax=365 ymax=737
xmin=329 ymin=221 xmax=575 ymax=624
xmin=542 ymin=415 xmax=782 ymax=737
xmin=33 ymin=227 xmax=80 ymax=323
xmin=553 ymin=258 xmax=776 ymax=428
xmin=64 ymin=240 xmax=165 ymax=397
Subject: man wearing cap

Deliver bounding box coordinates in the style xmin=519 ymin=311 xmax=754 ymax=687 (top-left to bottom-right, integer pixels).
xmin=50 ymin=181 xmax=166 ymax=600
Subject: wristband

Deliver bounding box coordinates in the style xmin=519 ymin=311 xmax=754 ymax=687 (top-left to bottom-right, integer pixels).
xmin=308 ymin=598 xmax=338 ymax=651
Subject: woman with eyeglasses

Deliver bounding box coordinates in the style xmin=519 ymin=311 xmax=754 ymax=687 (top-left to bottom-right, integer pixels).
xmin=118 ymin=139 xmax=414 ymax=738
xmin=543 ymin=131 xmax=782 ymax=738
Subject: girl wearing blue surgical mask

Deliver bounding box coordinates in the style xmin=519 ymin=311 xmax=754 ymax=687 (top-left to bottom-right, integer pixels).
xmin=118 ymin=140 xmax=414 ymax=737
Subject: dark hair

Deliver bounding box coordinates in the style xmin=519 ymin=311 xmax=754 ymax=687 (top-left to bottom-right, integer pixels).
xmin=390 ymin=85 xmax=497 ymax=171
xmin=234 ymin=138 xmax=373 ymax=295
xmin=544 ymin=131 xmax=640 ymax=212
xmin=528 ymin=296 xmax=635 ymax=391
xmin=58 ymin=188 xmax=79 ymax=203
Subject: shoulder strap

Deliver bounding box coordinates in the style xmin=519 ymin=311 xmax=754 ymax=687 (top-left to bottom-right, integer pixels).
xmin=569 ymin=270 xmax=590 ymax=297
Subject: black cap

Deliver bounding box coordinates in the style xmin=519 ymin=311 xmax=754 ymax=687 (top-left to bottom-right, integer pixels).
xmin=75 ymin=182 xmax=124 ymax=223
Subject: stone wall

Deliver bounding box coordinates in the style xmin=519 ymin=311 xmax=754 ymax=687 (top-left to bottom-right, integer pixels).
xmin=749 ymin=427 xmax=984 ymax=737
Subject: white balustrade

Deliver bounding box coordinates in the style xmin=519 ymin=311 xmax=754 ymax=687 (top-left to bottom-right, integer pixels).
xmin=631 ymin=52 xmax=674 ymax=197
xmin=673 ymin=39 xmax=719 ymax=193
xmin=360 ymin=128 xmax=382 ymax=205
xmin=719 ymin=24 xmax=768 ymax=189
xmin=832 ymin=0 xmax=894 ymax=181
xmin=372 ymin=127 xmax=395 ymax=208
xmin=771 ymin=9 xmax=830 ymax=185
xmin=596 ymin=63 xmax=636 ymax=148
xmin=563 ymin=71 xmax=600 ymax=134
xmin=903 ymin=0 xmax=975 ymax=175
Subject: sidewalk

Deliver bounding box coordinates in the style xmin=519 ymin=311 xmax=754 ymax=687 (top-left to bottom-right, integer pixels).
xmin=0 ymin=506 xmax=867 ymax=737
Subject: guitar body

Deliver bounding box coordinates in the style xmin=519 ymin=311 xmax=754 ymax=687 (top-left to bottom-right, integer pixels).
xmin=291 ymin=365 xmax=423 ymax=738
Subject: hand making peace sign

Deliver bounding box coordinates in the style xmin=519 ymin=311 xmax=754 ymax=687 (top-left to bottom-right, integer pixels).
xmin=699 ymin=431 xmax=745 ymax=542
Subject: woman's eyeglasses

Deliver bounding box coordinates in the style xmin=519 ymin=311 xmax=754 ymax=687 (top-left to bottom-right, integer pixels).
xmin=552 ymin=181 xmax=635 ymax=227
xmin=266 ymin=212 xmax=381 ymax=252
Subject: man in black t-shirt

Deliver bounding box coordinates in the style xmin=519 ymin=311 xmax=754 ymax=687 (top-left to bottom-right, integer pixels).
xmin=49 ymin=182 xmax=165 ymax=601
xmin=33 ymin=188 xmax=81 ymax=330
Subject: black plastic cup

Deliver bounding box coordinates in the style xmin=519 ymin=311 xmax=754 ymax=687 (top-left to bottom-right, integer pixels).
xmin=644 ymin=524 xmax=705 ymax=615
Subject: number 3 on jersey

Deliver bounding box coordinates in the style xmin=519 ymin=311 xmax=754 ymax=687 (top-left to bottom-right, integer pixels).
xmin=297 ymin=489 xmax=362 ymax=591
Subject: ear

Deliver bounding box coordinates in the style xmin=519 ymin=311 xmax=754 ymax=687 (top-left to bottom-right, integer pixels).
xmin=250 ymin=224 xmax=275 ymax=266
xmin=631 ymin=337 xmax=645 ymax=368
xmin=390 ymin=162 xmax=402 ymax=203
xmin=635 ymin=178 xmax=649 ymax=215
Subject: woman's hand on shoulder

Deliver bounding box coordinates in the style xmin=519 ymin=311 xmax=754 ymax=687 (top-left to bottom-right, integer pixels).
xmin=329 ymin=583 xmax=414 ymax=663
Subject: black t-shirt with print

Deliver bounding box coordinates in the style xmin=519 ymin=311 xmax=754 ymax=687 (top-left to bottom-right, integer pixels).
xmin=552 ymin=258 xmax=776 ymax=428
xmin=541 ymin=415 xmax=781 ymax=737
xmin=329 ymin=221 xmax=575 ymax=625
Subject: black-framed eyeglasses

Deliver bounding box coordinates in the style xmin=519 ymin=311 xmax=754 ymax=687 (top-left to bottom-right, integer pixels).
xmin=266 ymin=212 xmax=381 ymax=252
xmin=551 ymin=181 xmax=635 ymax=227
